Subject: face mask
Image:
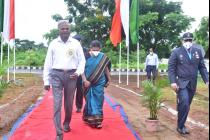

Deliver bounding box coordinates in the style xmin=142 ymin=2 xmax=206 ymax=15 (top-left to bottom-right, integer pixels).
xmin=150 ymin=52 xmax=153 ymax=55
xmin=91 ymin=51 xmax=100 ymax=57
xmin=183 ymin=42 xmax=192 ymax=49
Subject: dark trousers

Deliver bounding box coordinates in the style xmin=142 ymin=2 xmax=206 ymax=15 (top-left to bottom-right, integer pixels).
xmin=177 ymin=85 xmax=195 ymax=129
xmin=146 ymin=65 xmax=157 ymax=81
xmin=76 ymin=76 xmax=83 ymax=109
xmin=50 ymin=69 xmax=77 ymax=135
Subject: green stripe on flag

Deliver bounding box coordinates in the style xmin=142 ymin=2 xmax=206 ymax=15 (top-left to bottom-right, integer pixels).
xmin=130 ymin=0 xmax=139 ymax=45
xmin=0 ymin=0 xmax=4 ymax=32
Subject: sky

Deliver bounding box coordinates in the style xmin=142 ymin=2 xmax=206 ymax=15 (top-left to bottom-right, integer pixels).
xmin=15 ymin=0 xmax=69 ymax=45
xmin=15 ymin=0 xmax=209 ymax=45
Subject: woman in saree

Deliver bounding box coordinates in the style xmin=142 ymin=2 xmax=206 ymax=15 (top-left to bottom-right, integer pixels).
xmin=81 ymin=40 xmax=111 ymax=129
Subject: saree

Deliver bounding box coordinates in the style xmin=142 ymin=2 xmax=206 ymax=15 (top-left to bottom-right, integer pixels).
xmin=82 ymin=52 xmax=111 ymax=128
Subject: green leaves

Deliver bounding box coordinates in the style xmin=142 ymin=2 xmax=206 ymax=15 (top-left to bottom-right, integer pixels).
xmin=63 ymin=0 xmax=114 ymax=46
xmin=194 ymin=16 xmax=209 ymax=51
xmin=139 ymin=0 xmax=194 ymax=58
xmin=142 ymin=80 xmax=163 ymax=120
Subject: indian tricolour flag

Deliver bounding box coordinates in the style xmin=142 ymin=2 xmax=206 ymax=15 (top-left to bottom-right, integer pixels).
xmin=1 ymin=0 xmax=15 ymax=44
xmin=0 ymin=0 xmax=15 ymax=81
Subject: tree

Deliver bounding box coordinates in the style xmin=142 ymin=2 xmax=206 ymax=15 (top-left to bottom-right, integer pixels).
xmin=51 ymin=14 xmax=63 ymax=22
xmin=43 ymin=29 xmax=59 ymax=45
xmin=44 ymin=0 xmax=194 ymax=59
xmin=15 ymin=39 xmax=47 ymax=51
xmin=194 ymin=16 xmax=209 ymax=51
xmin=138 ymin=0 xmax=194 ymax=58
xmin=63 ymin=0 xmax=115 ymax=47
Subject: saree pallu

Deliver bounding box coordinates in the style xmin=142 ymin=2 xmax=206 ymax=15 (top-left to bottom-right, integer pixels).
xmin=83 ymin=53 xmax=111 ymax=127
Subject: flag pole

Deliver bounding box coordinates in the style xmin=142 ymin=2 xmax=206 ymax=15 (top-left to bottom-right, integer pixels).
xmin=0 ymin=32 xmax=3 ymax=66
xmin=127 ymin=44 xmax=129 ymax=85
xmin=13 ymin=43 xmax=15 ymax=81
xmin=119 ymin=43 xmax=122 ymax=83
xmin=7 ymin=43 xmax=9 ymax=82
xmin=137 ymin=42 xmax=140 ymax=88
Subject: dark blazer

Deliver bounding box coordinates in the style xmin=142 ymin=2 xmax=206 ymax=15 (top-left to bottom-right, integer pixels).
xmin=168 ymin=46 xmax=209 ymax=92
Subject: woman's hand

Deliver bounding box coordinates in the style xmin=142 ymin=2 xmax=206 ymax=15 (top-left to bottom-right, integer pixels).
xmin=84 ymin=80 xmax=91 ymax=88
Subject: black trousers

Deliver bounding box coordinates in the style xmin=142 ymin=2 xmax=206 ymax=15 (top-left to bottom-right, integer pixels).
xmin=177 ymin=84 xmax=195 ymax=129
xmin=146 ymin=65 xmax=157 ymax=81
xmin=75 ymin=76 xmax=83 ymax=109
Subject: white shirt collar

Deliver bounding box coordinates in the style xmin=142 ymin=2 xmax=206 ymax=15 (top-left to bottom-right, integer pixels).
xmin=57 ymin=36 xmax=73 ymax=43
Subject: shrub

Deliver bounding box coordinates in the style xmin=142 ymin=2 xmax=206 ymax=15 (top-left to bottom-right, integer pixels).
xmin=142 ymin=80 xmax=163 ymax=120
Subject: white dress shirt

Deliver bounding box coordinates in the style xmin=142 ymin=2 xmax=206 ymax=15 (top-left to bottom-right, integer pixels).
xmin=145 ymin=53 xmax=159 ymax=68
xmin=43 ymin=37 xmax=86 ymax=85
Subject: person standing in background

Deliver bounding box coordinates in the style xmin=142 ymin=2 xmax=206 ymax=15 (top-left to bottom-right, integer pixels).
xmin=43 ymin=20 xmax=86 ymax=140
xmin=145 ymin=48 xmax=159 ymax=83
xmin=72 ymin=34 xmax=90 ymax=113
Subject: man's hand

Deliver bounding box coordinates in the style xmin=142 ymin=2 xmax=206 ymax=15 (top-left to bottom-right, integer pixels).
xmin=171 ymin=83 xmax=179 ymax=92
xmin=44 ymin=85 xmax=50 ymax=91
xmin=69 ymin=73 xmax=78 ymax=79
xmin=83 ymin=80 xmax=91 ymax=88
xmin=206 ymin=82 xmax=209 ymax=86
xmin=104 ymin=81 xmax=110 ymax=87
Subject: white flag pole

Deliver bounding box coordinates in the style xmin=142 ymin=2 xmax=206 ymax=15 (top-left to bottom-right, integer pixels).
xmin=119 ymin=43 xmax=122 ymax=83
xmin=127 ymin=44 xmax=129 ymax=85
xmin=13 ymin=43 xmax=15 ymax=81
xmin=137 ymin=42 xmax=140 ymax=88
xmin=7 ymin=43 xmax=10 ymax=82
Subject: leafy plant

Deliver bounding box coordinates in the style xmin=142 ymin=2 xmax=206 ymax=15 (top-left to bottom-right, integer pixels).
xmin=155 ymin=76 xmax=170 ymax=88
xmin=0 ymin=65 xmax=8 ymax=97
xmin=142 ymin=80 xmax=163 ymax=120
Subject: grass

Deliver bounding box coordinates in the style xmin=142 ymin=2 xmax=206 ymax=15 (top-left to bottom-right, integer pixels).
xmin=157 ymin=76 xmax=209 ymax=124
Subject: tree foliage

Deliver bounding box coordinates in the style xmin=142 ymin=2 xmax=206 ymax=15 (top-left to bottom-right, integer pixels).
xmin=43 ymin=0 xmax=194 ymax=59
xmin=138 ymin=0 xmax=194 ymax=58
xmin=43 ymin=29 xmax=59 ymax=45
xmin=63 ymin=0 xmax=115 ymax=47
xmin=15 ymin=39 xmax=46 ymax=51
xmin=194 ymin=16 xmax=209 ymax=51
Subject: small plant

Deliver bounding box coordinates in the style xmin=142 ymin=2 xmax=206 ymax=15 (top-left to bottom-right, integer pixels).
xmin=142 ymin=80 xmax=162 ymax=120
xmin=155 ymin=77 xmax=170 ymax=88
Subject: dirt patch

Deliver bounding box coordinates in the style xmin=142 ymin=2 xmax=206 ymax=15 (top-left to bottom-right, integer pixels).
xmin=0 ymin=74 xmax=43 ymax=138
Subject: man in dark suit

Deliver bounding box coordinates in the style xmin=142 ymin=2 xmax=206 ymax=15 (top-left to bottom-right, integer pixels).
xmin=73 ymin=34 xmax=90 ymax=113
xmin=168 ymin=32 xmax=209 ymax=135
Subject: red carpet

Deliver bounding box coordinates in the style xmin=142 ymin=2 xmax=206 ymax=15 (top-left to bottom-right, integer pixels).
xmin=8 ymin=90 xmax=141 ymax=140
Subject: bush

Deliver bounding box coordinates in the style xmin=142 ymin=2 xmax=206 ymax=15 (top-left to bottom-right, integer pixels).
xmin=0 ymin=78 xmax=8 ymax=97
xmin=155 ymin=77 xmax=170 ymax=88
xmin=142 ymin=80 xmax=163 ymax=120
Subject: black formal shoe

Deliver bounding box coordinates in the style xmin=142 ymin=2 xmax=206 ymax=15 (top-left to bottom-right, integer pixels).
xmin=177 ymin=127 xmax=189 ymax=135
xmin=55 ymin=134 xmax=63 ymax=140
xmin=63 ymin=125 xmax=71 ymax=132
xmin=183 ymin=126 xmax=190 ymax=134
xmin=76 ymin=108 xmax=82 ymax=113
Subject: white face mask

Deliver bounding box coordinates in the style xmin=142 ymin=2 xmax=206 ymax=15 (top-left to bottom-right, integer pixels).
xmin=183 ymin=42 xmax=192 ymax=49
xmin=150 ymin=52 xmax=153 ymax=55
xmin=91 ymin=51 xmax=100 ymax=57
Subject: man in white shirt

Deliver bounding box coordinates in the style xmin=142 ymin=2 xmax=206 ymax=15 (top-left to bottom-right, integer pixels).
xmin=43 ymin=20 xmax=86 ymax=140
xmin=145 ymin=48 xmax=159 ymax=83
